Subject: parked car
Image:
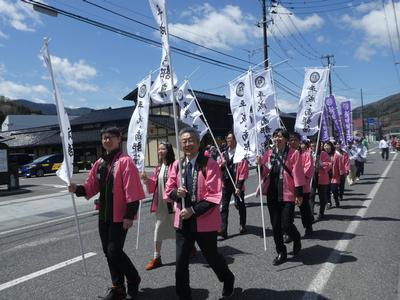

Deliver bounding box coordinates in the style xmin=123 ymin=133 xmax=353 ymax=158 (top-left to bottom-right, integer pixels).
xmin=19 ymin=153 xmax=79 ymax=177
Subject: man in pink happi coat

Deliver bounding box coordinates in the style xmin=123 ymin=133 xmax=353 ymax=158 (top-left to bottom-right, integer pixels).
xmin=165 ymin=127 xmax=235 ymax=300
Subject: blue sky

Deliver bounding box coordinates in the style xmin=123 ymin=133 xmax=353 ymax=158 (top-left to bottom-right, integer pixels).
xmin=0 ymin=0 xmax=399 ymax=113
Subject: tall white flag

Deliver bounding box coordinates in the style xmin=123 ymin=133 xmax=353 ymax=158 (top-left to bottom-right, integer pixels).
xmin=176 ymin=80 xmax=208 ymax=138
xmin=295 ymin=67 xmax=329 ymax=136
xmin=42 ymin=42 xmax=73 ymax=185
xmin=230 ymin=71 xmax=255 ymax=163
xmin=149 ymin=0 xmax=177 ymax=103
xmin=127 ymin=75 xmax=152 ymax=171
xmin=251 ymin=69 xmax=281 ymax=154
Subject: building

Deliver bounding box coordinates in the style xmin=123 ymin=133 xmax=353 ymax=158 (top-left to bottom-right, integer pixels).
xmin=1 ymin=115 xmax=61 ymax=131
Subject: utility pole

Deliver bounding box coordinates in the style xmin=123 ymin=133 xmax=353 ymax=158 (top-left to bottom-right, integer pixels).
xmin=360 ymin=88 xmax=365 ymax=137
xmin=262 ymin=0 xmax=269 ymax=69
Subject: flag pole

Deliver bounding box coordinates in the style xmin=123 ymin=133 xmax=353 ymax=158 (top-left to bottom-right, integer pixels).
xmin=248 ymin=68 xmax=267 ymax=251
xmin=163 ymin=1 xmax=185 ymax=209
xmin=43 ymin=38 xmax=88 ymax=275
xmin=187 ymin=81 xmax=243 ymax=202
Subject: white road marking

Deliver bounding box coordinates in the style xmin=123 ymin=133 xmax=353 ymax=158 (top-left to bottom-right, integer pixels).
xmin=302 ymin=152 xmax=398 ymax=300
xmin=0 ymin=252 xmax=97 ymax=292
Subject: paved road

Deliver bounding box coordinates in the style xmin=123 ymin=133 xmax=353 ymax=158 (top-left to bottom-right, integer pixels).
xmin=0 ymin=149 xmax=399 ymax=300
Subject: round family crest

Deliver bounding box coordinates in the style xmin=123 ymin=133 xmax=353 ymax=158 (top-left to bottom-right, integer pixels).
xmin=309 ymin=72 xmax=320 ymax=83
xmin=255 ymin=76 xmax=265 ymax=88
xmin=326 ymin=97 xmax=333 ymax=105
xmin=342 ymin=102 xmax=349 ymax=110
xmin=177 ymin=89 xmax=184 ymax=101
xmin=139 ymin=84 xmax=147 ymax=98
xmin=236 ymin=82 xmax=245 ymax=97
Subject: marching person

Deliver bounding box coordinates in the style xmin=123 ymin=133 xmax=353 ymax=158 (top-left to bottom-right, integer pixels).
xmin=141 ymin=141 xmax=176 ymax=270
xmin=165 ymin=127 xmax=235 ymax=300
xmin=289 ymin=132 xmax=314 ymax=237
xmin=68 ymin=127 xmax=144 ymax=300
xmin=256 ymin=128 xmax=305 ymax=266
xmin=354 ymin=138 xmax=367 ymax=180
xmin=379 ymin=136 xmax=389 ymax=160
xmin=325 ymin=141 xmax=344 ymax=208
xmin=311 ymin=141 xmax=332 ymax=221
xmin=334 ymin=141 xmax=350 ymax=202
xmin=347 ymin=141 xmax=358 ymax=186
xmin=219 ymin=132 xmax=249 ymax=239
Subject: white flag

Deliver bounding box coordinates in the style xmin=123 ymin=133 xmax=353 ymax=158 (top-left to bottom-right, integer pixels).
xmin=230 ymin=71 xmax=255 ymax=163
xmin=149 ymin=0 xmax=177 ymax=103
xmin=127 ymin=75 xmax=152 ymax=171
xmin=251 ymin=69 xmax=281 ymax=154
xmin=42 ymin=42 xmax=73 ymax=185
xmin=176 ymin=80 xmax=208 ymax=139
xmin=295 ymin=67 xmax=329 ymax=136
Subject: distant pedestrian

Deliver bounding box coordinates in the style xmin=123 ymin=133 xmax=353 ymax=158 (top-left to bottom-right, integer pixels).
xmin=68 ymin=127 xmax=144 ymax=300
xmin=379 ymin=137 xmax=389 ymax=160
xmin=354 ymin=138 xmax=367 ymax=179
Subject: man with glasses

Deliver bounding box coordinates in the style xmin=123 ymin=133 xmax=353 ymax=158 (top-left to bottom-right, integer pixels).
xmin=69 ymin=127 xmax=144 ymax=300
xmin=165 ymin=127 xmax=235 ymax=300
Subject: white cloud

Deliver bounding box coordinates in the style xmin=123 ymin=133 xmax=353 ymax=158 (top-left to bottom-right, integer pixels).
xmin=277 ymin=98 xmax=298 ymax=113
xmin=169 ymin=4 xmax=258 ymax=50
xmin=270 ymin=5 xmax=324 ymax=37
xmin=0 ymin=80 xmax=49 ymax=99
xmin=0 ymin=29 xmax=8 ymax=39
xmin=316 ymin=35 xmax=329 ymax=44
xmin=355 ymin=2 xmax=381 ymax=13
xmin=342 ymin=2 xmax=400 ymax=60
xmin=0 ymin=0 xmax=41 ymax=32
xmin=41 ymin=55 xmax=98 ymax=92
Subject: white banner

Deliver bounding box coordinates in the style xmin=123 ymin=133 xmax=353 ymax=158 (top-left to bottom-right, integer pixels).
xmin=251 ymin=69 xmax=281 ymax=154
xmin=295 ymin=67 xmax=329 ymax=136
xmin=230 ymin=71 xmax=255 ymax=163
xmin=176 ymin=80 xmax=208 ymax=139
xmin=149 ymin=0 xmax=176 ymax=104
xmin=127 ymin=75 xmax=152 ymax=171
xmin=42 ymin=42 xmax=73 ymax=185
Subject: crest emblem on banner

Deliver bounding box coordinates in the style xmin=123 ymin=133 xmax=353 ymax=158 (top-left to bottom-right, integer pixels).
xmin=139 ymin=84 xmax=147 ymax=98
xmin=310 ymin=72 xmax=320 ymax=83
xmin=177 ymin=89 xmax=184 ymax=101
xmin=343 ymin=102 xmax=349 ymax=110
xmin=326 ymin=97 xmax=333 ymax=105
xmin=236 ymin=82 xmax=245 ymax=96
xmin=255 ymin=76 xmax=265 ymax=88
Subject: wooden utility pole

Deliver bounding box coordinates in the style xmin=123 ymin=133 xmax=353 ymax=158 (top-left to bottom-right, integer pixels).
xmin=262 ymin=0 xmax=269 ymax=69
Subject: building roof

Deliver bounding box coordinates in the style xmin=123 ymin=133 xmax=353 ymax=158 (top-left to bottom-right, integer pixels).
xmin=70 ymin=106 xmax=134 ymax=126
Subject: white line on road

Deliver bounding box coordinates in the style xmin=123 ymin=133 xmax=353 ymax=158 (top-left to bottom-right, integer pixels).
xmin=302 ymin=152 xmax=398 ymax=300
xmin=0 ymin=252 xmax=97 ymax=292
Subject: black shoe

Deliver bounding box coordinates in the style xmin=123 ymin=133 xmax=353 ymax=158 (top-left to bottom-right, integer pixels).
xmin=222 ymin=275 xmax=235 ymax=298
xmin=126 ymin=276 xmax=141 ymax=299
xmin=293 ymin=238 xmax=301 ymax=256
xmin=218 ymin=229 xmax=228 ymax=239
xmin=100 ymin=285 xmax=126 ymax=300
xmin=304 ymin=227 xmax=313 ymax=237
xmin=283 ymin=234 xmax=293 ymax=244
xmin=272 ymin=253 xmax=287 ymax=266
xmin=239 ymin=225 xmax=247 ymax=234
xmin=316 ymin=214 xmax=324 ymax=222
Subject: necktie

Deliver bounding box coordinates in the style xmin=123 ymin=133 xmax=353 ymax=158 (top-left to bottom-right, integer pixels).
xmin=185 ymin=161 xmax=193 ymax=196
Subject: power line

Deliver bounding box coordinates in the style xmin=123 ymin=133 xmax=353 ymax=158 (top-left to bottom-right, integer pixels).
xmin=383 ymin=0 xmax=400 ymax=83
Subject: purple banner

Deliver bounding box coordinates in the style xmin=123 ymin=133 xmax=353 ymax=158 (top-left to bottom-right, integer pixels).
xmin=325 ymin=95 xmax=345 ymax=143
xmin=320 ymin=104 xmax=329 ymax=142
xmin=340 ymin=100 xmax=353 ymax=144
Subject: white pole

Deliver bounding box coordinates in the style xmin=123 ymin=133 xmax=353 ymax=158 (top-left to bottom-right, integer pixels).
xmin=248 ymin=69 xmax=267 ymax=251
xmin=43 ymin=38 xmax=88 ymax=275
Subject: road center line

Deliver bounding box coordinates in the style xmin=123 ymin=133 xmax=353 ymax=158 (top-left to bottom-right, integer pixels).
xmin=302 ymin=153 xmax=398 ymax=300
xmin=0 ymin=252 xmax=97 ymax=292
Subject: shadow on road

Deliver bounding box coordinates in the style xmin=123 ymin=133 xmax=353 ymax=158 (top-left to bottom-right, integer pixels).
xmin=290 ymin=244 xmax=357 ymax=266
xmin=231 ymin=287 xmax=329 ymax=300
xmin=305 ymin=229 xmax=356 ymax=241
xmin=140 ymin=286 xmax=209 ymax=300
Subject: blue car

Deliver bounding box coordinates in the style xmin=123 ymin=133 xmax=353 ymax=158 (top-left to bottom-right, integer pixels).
xmin=20 ymin=153 xmax=82 ymax=177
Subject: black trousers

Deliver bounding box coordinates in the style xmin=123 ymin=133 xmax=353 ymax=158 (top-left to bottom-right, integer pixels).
xmin=381 ymin=148 xmax=389 ymax=160
xmin=98 ymin=220 xmax=139 ymax=286
xmin=355 ymin=160 xmax=364 ymax=178
xmin=220 ymin=187 xmax=246 ymax=232
xmin=267 ymin=201 xmax=300 ymax=255
xmin=175 ymin=229 xmax=234 ymax=299
xmin=331 ymin=183 xmax=340 ymax=205
xmin=299 ymin=193 xmax=313 ymax=229
xmin=339 ymin=174 xmax=346 ymax=200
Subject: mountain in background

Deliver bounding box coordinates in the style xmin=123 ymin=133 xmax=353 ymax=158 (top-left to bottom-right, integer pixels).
xmin=13 ymin=99 xmax=93 ymax=116
xmin=352 ymin=92 xmax=400 ymax=133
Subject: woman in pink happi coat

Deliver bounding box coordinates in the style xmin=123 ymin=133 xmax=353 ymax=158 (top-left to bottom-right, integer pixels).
xmin=334 ymin=141 xmax=350 ymax=202
xmin=257 ymin=128 xmax=305 ymax=266
xmin=324 ymin=141 xmax=344 ymax=207
xmin=164 ymin=127 xmax=235 ymax=300
xmin=141 ymin=141 xmax=176 ymax=271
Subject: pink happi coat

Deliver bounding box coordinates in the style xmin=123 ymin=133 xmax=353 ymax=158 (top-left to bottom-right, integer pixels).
xmin=301 ymin=149 xmax=314 ymax=193
xmin=164 ymin=158 xmax=222 ymax=232
xmin=317 ymin=151 xmax=332 ymax=185
xmin=83 ymin=153 xmax=145 ymax=222
xmin=342 ymin=150 xmax=350 ymax=174
xmin=218 ymin=156 xmax=250 ymax=191
xmin=330 ymin=152 xmax=345 ymax=184
xmin=261 ymin=147 xmax=306 ymax=202
xmin=145 ymin=164 xmax=174 ymax=213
